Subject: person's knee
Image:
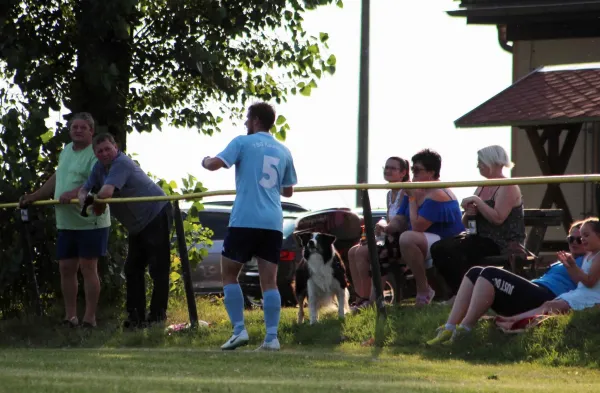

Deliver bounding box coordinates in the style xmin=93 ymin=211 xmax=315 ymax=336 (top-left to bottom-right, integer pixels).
xmin=59 ymin=259 xmax=79 ymax=276
xmin=465 ymin=266 xmax=484 ymax=283
xmin=221 ymin=256 xmax=243 ymax=284
xmin=356 ymin=244 xmax=370 ymax=262
xmin=78 ymin=259 xmax=98 ymax=278
xmin=478 ymin=266 xmax=504 ymax=283
xmin=398 ymin=231 xmax=424 ymax=248
xmin=257 ymin=259 xmax=278 ymax=290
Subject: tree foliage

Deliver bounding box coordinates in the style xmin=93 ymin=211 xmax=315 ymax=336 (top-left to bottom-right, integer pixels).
xmin=0 ymin=0 xmax=340 ymax=316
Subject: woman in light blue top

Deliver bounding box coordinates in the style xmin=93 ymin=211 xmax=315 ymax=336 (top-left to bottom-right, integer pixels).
xmin=378 ymin=149 xmax=464 ymax=306
xmin=426 ymin=220 xmax=586 ymax=345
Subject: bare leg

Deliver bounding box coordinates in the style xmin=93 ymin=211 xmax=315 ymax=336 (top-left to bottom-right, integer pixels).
xmin=460 ymin=277 xmax=495 ymax=327
xmin=399 ymin=231 xmax=429 ymax=294
xmin=446 ymin=276 xmax=476 ymax=325
xmin=496 ymin=300 xmax=571 ymax=330
xmin=79 ymin=258 xmax=100 ymax=326
xmin=348 ymin=245 xmax=371 ymax=300
xmin=59 ymin=258 xmax=80 ymax=322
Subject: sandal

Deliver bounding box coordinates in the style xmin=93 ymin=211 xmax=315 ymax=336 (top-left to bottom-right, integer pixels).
xmin=415 ymin=287 xmax=436 ymax=307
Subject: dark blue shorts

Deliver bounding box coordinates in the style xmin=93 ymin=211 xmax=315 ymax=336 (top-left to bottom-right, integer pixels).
xmin=56 ymin=228 xmax=110 ymax=260
xmin=222 ymin=227 xmax=283 ymax=264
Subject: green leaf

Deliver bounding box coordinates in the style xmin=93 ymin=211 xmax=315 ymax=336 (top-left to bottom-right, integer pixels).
xmin=319 ymin=32 xmax=329 ymax=43
xmin=336 ymin=0 xmax=344 ymax=8
xmin=40 ymin=130 xmax=53 ymax=143
xmin=169 ymin=180 xmax=177 ymax=189
xmin=275 ymin=129 xmax=286 ymax=141
xmin=299 ymin=85 xmax=312 ymax=96
xmin=327 ymin=54 xmax=337 ymax=66
xmin=276 ymin=115 xmax=286 ymax=125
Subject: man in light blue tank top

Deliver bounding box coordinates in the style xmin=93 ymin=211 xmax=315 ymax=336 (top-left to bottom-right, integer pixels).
xmin=202 ymin=102 xmax=297 ymax=351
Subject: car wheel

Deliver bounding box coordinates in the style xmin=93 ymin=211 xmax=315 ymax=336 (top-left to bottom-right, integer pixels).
xmin=383 ymin=274 xmax=396 ymax=305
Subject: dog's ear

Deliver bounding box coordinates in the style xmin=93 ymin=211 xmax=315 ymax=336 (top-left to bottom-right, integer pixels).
xmin=295 ymin=231 xmax=312 ymax=248
xmin=319 ymin=233 xmax=337 ymax=249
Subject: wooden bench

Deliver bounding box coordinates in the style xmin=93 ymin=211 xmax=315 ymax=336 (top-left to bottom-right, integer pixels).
xmin=479 ymin=208 xmax=563 ymax=278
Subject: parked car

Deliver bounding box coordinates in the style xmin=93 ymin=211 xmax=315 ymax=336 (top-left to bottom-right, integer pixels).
xmin=186 ymin=202 xmax=310 ymax=307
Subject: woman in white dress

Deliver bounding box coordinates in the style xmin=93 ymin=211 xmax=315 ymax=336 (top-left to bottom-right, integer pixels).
xmin=496 ymin=217 xmax=600 ymax=329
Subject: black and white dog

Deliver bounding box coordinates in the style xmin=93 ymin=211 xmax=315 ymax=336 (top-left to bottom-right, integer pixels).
xmin=294 ymin=232 xmax=350 ymax=325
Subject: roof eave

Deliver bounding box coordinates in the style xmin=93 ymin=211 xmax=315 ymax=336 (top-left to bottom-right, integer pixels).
xmin=455 ymin=117 xmax=599 ymax=129
xmin=446 ymin=2 xmax=600 ymax=21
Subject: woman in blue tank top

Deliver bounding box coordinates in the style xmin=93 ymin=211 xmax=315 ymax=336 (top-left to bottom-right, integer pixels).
xmin=378 ymin=149 xmax=464 ymax=306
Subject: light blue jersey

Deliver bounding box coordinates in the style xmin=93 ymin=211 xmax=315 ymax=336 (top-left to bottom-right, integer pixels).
xmin=217 ymin=132 xmax=297 ymax=232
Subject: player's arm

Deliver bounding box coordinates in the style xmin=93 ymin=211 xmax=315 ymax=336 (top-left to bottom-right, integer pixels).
xmin=281 ymin=154 xmax=297 ymax=198
xmin=281 ymin=187 xmax=294 ymax=197
xmin=202 ymin=157 xmax=227 ymax=171
xmin=204 ymin=137 xmax=242 ymax=171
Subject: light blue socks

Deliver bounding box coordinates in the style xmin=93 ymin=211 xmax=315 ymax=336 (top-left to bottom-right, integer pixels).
xmin=262 ymin=289 xmax=281 ymax=343
xmin=223 ymin=284 xmax=245 ymax=335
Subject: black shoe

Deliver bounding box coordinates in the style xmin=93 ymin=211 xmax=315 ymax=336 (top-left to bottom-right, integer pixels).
xmin=146 ymin=311 xmax=167 ymax=326
xmin=123 ymin=319 xmax=146 ymax=330
xmin=61 ymin=317 xmax=79 ymax=328
xmin=81 ymin=321 xmax=96 ymax=329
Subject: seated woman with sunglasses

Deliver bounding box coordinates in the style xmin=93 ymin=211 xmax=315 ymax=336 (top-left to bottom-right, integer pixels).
xmin=348 ymin=156 xmax=410 ymax=311
xmin=378 ymin=149 xmax=465 ymax=306
xmin=426 ymin=220 xmax=586 ymax=345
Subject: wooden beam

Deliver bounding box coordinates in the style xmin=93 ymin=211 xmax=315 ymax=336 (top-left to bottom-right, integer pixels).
xmin=524 ymin=124 xmax=582 ymax=232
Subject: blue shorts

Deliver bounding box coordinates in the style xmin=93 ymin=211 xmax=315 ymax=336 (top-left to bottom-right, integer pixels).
xmin=56 ymin=228 xmax=110 ymax=260
xmin=222 ymin=227 xmax=282 ymax=264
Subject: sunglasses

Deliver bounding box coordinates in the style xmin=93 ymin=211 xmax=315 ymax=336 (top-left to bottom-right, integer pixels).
xmin=567 ymin=236 xmax=582 ymax=245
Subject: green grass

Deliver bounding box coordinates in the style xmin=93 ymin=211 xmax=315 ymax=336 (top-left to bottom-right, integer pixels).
xmin=2 ymin=297 xmax=600 ymax=392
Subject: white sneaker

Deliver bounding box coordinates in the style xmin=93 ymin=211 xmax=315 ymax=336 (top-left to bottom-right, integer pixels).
xmin=221 ymin=330 xmax=249 ymax=350
xmin=255 ymin=338 xmax=280 ymax=351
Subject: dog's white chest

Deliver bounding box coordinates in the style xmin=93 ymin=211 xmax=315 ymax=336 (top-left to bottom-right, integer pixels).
xmin=306 ymin=254 xmax=337 ymax=293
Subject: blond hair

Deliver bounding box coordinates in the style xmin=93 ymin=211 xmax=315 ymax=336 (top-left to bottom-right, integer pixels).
xmin=477 ymin=145 xmax=514 ymax=169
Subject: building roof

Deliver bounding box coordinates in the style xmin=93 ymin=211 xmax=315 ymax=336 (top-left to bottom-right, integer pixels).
xmin=447 ymin=0 xmax=600 ymax=24
xmin=454 ymin=63 xmax=600 ymax=128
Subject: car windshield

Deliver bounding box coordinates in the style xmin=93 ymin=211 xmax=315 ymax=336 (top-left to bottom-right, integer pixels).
xmin=197 ymin=212 xmax=230 ymax=239
xmin=283 ymin=218 xmax=297 ymax=238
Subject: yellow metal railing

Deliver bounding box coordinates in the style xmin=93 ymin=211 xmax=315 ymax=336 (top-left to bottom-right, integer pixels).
xmin=1 ymin=174 xmax=599 ymax=209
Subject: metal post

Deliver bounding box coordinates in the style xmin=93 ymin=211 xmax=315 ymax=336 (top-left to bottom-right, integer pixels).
xmin=173 ymin=201 xmax=199 ymax=327
xmin=596 ymin=183 xmax=600 ymax=216
xmin=356 ymin=0 xmax=370 ymax=208
xmin=361 ymin=190 xmax=386 ymax=318
xmin=19 ymin=208 xmax=43 ymax=317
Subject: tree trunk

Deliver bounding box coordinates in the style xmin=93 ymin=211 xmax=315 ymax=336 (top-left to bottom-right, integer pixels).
xmin=66 ymin=0 xmax=136 ymax=152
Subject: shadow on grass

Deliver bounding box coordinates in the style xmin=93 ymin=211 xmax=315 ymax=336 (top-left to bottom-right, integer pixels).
xmin=3 ymin=296 xmax=600 ymax=369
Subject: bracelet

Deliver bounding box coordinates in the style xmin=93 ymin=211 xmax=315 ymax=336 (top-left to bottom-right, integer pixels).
xmin=409 ymin=196 xmax=416 ymax=202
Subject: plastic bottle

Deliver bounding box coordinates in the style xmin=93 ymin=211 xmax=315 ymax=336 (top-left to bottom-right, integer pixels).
xmin=466 ymin=215 xmax=477 ymax=235
xmin=376 ymin=217 xmax=387 ymax=243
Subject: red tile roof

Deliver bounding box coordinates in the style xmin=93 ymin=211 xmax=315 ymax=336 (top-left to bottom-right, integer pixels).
xmin=455 ymin=65 xmax=600 ymax=128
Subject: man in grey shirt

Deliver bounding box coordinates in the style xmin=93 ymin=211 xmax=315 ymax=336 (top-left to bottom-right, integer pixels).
xmin=79 ymin=132 xmax=173 ymax=328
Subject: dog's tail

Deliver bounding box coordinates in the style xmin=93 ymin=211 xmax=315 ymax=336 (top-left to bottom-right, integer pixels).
xmin=343 ymin=288 xmax=351 ymax=314
xmin=318 ymin=295 xmax=339 ymax=313
xmin=319 ymin=288 xmax=351 ymax=314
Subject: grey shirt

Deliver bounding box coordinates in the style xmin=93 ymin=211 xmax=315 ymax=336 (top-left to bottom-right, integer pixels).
xmin=84 ymin=152 xmax=167 ymax=234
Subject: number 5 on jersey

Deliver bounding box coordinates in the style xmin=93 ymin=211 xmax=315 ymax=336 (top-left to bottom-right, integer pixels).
xmin=260 ymin=155 xmax=280 ymax=189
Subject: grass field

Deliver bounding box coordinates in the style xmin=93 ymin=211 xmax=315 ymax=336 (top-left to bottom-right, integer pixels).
xmin=2 ymin=297 xmax=600 ymax=392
